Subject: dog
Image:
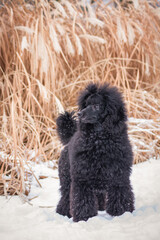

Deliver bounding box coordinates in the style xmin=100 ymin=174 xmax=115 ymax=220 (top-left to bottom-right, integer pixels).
xmin=56 ymin=83 xmax=135 ymax=222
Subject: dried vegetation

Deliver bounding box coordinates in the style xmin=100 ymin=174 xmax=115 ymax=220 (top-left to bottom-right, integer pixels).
xmin=0 ymin=0 xmax=160 ymax=195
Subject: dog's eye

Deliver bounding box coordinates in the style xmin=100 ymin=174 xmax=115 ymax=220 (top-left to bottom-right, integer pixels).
xmin=92 ymin=104 xmax=100 ymax=111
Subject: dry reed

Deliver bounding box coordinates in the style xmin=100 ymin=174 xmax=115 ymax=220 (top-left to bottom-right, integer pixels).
xmin=0 ymin=0 xmax=159 ymax=195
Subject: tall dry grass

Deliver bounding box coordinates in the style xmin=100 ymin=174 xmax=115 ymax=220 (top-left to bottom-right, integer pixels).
xmin=0 ymin=0 xmax=160 ymax=195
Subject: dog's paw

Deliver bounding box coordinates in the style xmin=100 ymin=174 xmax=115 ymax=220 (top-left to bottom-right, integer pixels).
xmin=73 ymin=213 xmax=97 ymax=222
xmin=56 ymin=204 xmax=72 ymax=218
xmin=106 ymin=200 xmax=134 ymax=216
xmin=56 ymin=111 xmax=77 ymax=145
xmin=56 ymin=111 xmax=75 ymax=127
xmin=106 ymin=204 xmax=125 ymax=216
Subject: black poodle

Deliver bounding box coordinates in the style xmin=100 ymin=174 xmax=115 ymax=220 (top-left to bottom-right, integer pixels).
xmin=56 ymin=83 xmax=135 ymax=222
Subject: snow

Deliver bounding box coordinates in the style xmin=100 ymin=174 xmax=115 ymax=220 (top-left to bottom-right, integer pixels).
xmin=0 ymin=158 xmax=160 ymax=240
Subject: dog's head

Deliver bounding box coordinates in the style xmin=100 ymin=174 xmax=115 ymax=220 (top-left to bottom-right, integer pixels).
xmin=78 ymin=83 xmax=127 ymax=129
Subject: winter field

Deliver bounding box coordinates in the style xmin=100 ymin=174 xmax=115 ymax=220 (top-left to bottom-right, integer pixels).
xmin=0 ymin=1 xmax=160 ymax=239
xmin=0 ymin=158 xmax=160 ymax=240
xmin=0 ymin=0 xmax=160 ymax=195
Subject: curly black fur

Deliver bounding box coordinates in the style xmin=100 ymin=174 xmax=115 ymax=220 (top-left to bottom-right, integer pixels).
xmin=56 ymin=111 xmax=77 ymax=145
xmin=56 ymin=83 xmax=135 ymax=222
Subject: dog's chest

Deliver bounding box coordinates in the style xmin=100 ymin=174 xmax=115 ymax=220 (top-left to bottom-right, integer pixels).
xmin=85 ymin=136 xmax=114 ymax=155
xmin=76 ymin=135 xmax=116 ymax=159
xmin=71 ymin=134 xmax=120 ymax=183
xmin=81 ymin=138 xmax=109 ymax=170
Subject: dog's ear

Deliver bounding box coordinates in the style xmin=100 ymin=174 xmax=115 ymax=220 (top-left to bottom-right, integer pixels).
xmin=109 ymin=87 xmax=127 ymax=124
xmin=78 ymin=83 xmax=98 ymax=110
xmin=109 ymin=90 xmax=128 ymax=125
xmin=78 ymin=89 xmax=89 ymax=110
xmin=102 ymin=104 xmax=127 ymax=134
xmin=101 ymin=85 xmax=128 ymax=132
xmin=115 ymin=104 xmax=127 ymax=124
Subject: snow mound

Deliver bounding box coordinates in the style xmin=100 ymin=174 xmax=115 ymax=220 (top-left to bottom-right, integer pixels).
xmin=0 ymin=159 xmax=160 ymax=240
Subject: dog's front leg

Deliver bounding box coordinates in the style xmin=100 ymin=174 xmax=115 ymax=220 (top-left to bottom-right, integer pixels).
xmin=56 ymin=184 xmax=71 ymax=218
xmin=56 ymin=147 xmax=71 ymax=218
xmin=106 ymin=179 xmax=135 ymax=216
xmin=70 ymin=181 xmax=98 ymax=222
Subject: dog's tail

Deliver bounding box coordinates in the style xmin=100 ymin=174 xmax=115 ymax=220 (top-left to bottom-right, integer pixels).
xmin=56 ymin=111 xmax=77 ymax=145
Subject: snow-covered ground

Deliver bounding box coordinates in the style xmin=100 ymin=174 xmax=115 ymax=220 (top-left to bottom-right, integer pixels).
xmin=0 ymin=158 xmax=160 ymax=240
